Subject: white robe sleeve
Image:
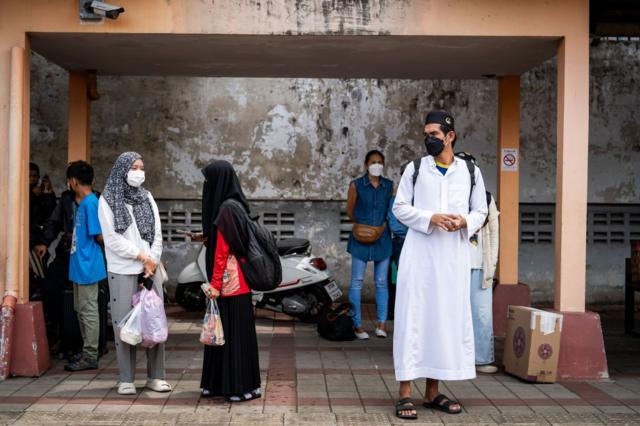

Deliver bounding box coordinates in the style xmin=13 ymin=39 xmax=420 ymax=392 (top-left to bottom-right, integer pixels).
xmin=392 ymin=159 xmax=435 ymax=235
xmin=148 ymin=193 xmax=163 ymax=263
xmin=462 ymin=166 xmax=488 ymax=237
xmin=98 ymin=196 xmax=140 ymax=260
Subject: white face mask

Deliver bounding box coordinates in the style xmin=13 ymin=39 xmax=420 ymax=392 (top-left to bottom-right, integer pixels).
xmin=127 ymin=170 xmax=145 ymax=187
xmin=368 ymin=163 xmax=384 ymax=177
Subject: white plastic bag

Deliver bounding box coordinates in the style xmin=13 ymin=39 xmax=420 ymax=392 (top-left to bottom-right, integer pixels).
xmin=200 ymin=299 xmax=225 ymax=346
xmin=118 ymin=302 xmax=143 ymax=346
xmin=139 ymin=288 xmax=168 ymax=348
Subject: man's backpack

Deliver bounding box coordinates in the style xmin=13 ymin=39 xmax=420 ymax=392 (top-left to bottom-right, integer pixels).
xmin=317 ymin=303 xmax=356 ymax=341
xmin=239 ymin=218 xmax=282 ymax=292
xmin=410 ymin=152 xmax=477 ymax=207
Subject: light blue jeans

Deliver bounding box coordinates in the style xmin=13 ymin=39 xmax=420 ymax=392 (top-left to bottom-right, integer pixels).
xmin=348 ymin=257 xmax=390 ymax=328
xmin=470 ymin=268 xmax=494 ymax=365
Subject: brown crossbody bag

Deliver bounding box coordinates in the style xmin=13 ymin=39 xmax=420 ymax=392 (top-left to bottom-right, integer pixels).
xmin=352 ymin=223 xmax=386 ymax=245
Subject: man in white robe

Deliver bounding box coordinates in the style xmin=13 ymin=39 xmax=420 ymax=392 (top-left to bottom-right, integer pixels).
xmin=392 ymin=111 xmax=487 ymax=418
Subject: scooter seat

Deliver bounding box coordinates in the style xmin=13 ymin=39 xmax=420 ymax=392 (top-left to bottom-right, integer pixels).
xmin=276 ymin=238 xmax=310 ymax=256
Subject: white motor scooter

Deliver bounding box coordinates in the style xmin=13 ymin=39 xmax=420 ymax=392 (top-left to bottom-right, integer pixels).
xmin=174 ymin=238 xmax=342 ymax=322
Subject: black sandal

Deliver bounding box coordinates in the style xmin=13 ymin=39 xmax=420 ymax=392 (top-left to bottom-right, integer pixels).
xmin=395 ymin=397 xmax=418 ymax=420
xmin=423 ymin=394 xmax=462 ymax=414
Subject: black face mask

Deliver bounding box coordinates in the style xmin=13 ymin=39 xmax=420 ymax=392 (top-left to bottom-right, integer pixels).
xmin=424 ymin=136 xmax=445 ymax=157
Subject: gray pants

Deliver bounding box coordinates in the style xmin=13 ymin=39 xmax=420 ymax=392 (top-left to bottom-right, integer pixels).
xmin=73 ymin=283 xmax=99 ymax=361
xmin=108 ymin=272 xmax=166 ymax=383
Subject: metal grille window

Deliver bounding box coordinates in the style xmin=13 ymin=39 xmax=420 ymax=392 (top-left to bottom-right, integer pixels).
xmin=520 ymin=204 xmax=640 ymax=245
xmin=257 ymin=212 xmax=295 ymax=239
xmin=158 ymin=207 xmax=202 ymax=243
xmin=588 ymin=207 xmax=640 ymax=244
xmin=340 ymin=211 xmax=352 ymax=242
xmin=520 ymin=205 xmax=554 ymax=244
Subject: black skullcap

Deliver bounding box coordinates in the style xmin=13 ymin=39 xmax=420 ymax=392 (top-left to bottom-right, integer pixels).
xmin=424 ymin=110 xmax=455 ymax=130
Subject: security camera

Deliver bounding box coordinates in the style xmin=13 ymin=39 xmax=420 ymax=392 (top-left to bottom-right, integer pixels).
xmin=83 ymin=1 xmax=124 ymax=20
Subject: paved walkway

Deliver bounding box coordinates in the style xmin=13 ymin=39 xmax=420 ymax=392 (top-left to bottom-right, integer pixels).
xmin=1 ymin=305 xmax=640 ymax=425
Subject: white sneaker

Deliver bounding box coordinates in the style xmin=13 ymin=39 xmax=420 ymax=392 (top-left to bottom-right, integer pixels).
xmin=476 ymin=364 xmax=498 ymax=374
xmin=145 ymin=379 xmax=172 ymax=392
xmin=375 ymin=328 xmax=387 ymax=338
xmin=117 ymin=382 xmax=136 ymax=395
xmin=354 ymin=330 xmax=370 ymax=340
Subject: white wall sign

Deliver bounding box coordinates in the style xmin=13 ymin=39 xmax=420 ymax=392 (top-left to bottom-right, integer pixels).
xmin=501 ymin=148 xmax=519 ymax=172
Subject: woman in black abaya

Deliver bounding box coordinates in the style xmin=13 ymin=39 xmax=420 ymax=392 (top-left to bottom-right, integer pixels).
xmin=199 ymin=160 xmax=261 ymax=401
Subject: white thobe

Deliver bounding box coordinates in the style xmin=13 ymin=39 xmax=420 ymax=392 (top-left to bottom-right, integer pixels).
xmin=392 ymin=155 xmax=488 ymax=381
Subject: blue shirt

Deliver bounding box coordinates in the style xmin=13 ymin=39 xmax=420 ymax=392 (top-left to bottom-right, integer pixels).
xmin=69 ymin=193 xmax=107 ymax=284
xmin=347 ymin=174 xmax=393 ymax=262
xmin=387 ymin=195 xmax=408 ymax=239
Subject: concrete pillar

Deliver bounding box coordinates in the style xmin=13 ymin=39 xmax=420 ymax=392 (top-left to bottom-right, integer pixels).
xmin=68 ymin=71 xmax=91 ymax=162
xmin=554 ymin=35 xmax=589 ymax=313
xmin=0 ymin=4 xmax=28 ymax=301
xmin=492 ymin=76 xmax=531 ymax=337
xmin=551 ymin=32 xmax=608 ymax=380
xmin=497 ymin=76 xmax=520 ymax=285
xmin=6 ymin=45 xmax=30 ymax=304
xmin=1 ymin=43 xmax=49 ymax=379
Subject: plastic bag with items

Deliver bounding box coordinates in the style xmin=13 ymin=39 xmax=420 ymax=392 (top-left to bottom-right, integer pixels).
xmin=135 ymin=288 xmax=168 ymax=348
xmin=200 ymin=299 xmax=225 ymax=346
xmin=118 ymin=301 xmax=143 ymax=346
xmin=120 ymin=287 xmax=168 ymax=348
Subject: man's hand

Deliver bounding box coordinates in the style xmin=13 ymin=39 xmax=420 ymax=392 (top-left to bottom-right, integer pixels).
xmin=448 ymin=215 xmax=467 ymax=231
xmin=34 ymin=244 xmax=48 ymax=258
xmin=430 ymin=214 xmax=459 ymax=231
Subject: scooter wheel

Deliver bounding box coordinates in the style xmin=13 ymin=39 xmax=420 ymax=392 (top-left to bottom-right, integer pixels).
xmin=176 ymin=282 xmax=207 ymax=311
xmin=297 ymin=284 xmax=332 ymax=323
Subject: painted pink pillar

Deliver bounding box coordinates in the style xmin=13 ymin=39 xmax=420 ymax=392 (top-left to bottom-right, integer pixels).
xmin=553 ymin=33 xmax=609 ymax=380
xmin=554 ymin=35 xmax=589 ymax=313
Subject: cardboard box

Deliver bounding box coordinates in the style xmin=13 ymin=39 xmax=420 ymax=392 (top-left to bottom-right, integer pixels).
xmin=503 ymin=306 xmax=563 ymax=383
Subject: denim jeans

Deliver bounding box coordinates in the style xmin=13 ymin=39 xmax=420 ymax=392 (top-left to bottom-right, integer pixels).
xmin=348 ymin=256 xmax=390 ymax=328
xmin=470 ymin=268 xmax=494 ymax=365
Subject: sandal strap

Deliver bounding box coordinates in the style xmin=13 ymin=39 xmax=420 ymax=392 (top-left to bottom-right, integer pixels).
xmin=432 ymin=394 xmax=459 ymax=407
xmin=396 ymin=397 xmax=413 ymax=406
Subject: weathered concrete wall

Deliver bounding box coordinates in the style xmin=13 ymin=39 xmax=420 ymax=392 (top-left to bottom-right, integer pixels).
xmin=30 ymin=41 xmax=640 ymax=304
xmin=31 ymin=64 xmax=499 ymax=199
xmin=520 ymin=41 xmax=640 ymax=203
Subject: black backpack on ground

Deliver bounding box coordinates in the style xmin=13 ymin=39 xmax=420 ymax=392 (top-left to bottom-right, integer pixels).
xmin=239 ymin=216 xmax=282 ymax=292
xmin=317 ymin=303 xmax=356 ymax=341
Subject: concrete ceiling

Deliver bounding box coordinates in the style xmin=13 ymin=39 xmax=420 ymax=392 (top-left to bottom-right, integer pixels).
xmin=591 ymin=0 xmax=640 ymax=37
xmin=30 ymin=33 xmax=560 ymax=79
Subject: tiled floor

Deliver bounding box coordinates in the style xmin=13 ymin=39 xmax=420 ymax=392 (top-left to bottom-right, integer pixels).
xmin=1 ymin=305 xmax=640 ymax=425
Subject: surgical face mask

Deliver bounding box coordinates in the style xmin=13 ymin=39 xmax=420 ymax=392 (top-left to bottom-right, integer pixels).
xmin=425 ymin=136 xmax=445 ymax=157
xmin=368 ymin=163 xmax=384 ymax=177
xmin=127 ymin=170 xmax=145 ymax=187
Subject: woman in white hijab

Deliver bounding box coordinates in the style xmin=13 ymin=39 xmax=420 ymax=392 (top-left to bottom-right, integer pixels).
xmin=98 ymin=151 xmax=171 ymax=395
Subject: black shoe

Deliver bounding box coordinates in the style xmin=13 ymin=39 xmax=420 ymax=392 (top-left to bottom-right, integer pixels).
xmin=64 ymin=356 xmax=98 ymax=372
xmin=67 ymin=352 xmax=82 ymax=363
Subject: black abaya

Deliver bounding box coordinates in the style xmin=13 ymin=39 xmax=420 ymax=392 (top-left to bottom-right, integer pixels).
xmin=200 ymin=160 xmax=259 ymax=397
xmin=200 ymin=293 xmax=261 ymax=396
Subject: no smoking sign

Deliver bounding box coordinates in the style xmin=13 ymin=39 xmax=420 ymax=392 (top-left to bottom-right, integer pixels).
xmin=501 ymin=148 xmax=519 ymax=172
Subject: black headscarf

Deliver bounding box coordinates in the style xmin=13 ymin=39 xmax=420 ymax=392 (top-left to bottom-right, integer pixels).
xmin=201 ymin=160 xmax=250 ymax=280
